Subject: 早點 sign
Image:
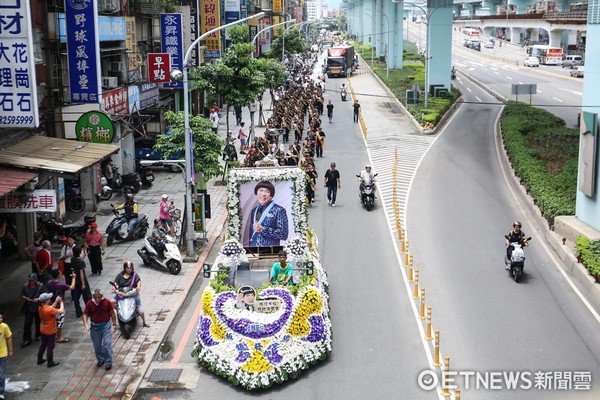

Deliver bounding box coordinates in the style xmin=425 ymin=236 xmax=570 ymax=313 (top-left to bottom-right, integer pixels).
xmin=161 ymin=14 xmax=184 ymax=88
xmin=148 ymin=53 xmax=171 ymax=83
xmin=65 ymin=0 xmax=101 ymax=103
xmin=0 ymin=190 xmax=57 ymax=213
xmin=0 ymin=0 xmax=39 ymax=128
xmin=75 ymin=111 xmax=114 ymax=144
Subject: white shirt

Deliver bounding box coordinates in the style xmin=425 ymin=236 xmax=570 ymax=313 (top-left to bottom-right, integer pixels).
xmin=210 ymin=112 xmax=219 ymax=128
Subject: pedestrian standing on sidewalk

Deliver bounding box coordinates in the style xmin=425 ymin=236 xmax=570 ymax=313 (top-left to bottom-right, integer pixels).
xmin=238 ymin=122 xmax=248 ymax=154
xmin=71 ymin=246 xmax=92 ymax=318
xmin=20 ymin=273 xmax=44 ymax=347
xmin=35 ymin=240 xmax=53 ymax=284
xmin=210 ymin=108 xmax=219 ymax=134
xmin=84 ymin=222 xmax=104 ymax=275
xmin=234 ymin=104 xmax=243 ymax=125
xmin=25 ymin=232 xmax=43 ymax=274
xmin=46 ymin=269 xmax=76 ymax=343
xmin=37 ymin=292 xmax=63 ymax=368
xmin=353 ymin=100 xmax=361 ymax=123
xmin=326 ymin=100 xmax=334 ymax=123
xmin=324 ymin=162 xmax=341 ymax=207
xmin=0 ymin=312 xmax=13 ymax=400
xmin=83 ymin=289 xmax=117 ymax=371
xmin=59 ymin=236 xmax=76 ymax=292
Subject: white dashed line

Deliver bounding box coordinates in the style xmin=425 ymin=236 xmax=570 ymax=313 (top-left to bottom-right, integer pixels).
xmin=507 ymin=76 xmax=513 ymax=80
xmin=476 ymin=96 xmax=482 ymax=102
xmin=467 ymin=87 xmax=472 ymax=92
xmin=552 ymin=97 xmax=564 ymax=103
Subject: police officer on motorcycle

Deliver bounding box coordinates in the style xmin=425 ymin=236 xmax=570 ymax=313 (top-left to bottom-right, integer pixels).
xmin=115 ymin=194 xmax=139 ymax=235
xmin=505 ymin=221 xmax=528 ymax=269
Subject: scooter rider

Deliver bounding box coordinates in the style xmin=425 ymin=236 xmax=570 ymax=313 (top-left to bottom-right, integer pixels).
xmin=115 ymin=194 xmax=138 ymax=235
xmin=358 ymin=164 xmax=376 ymax=194
xmin=110 ymin=261 xmax=150 ymax=328
xmin=505 ymin=221 xmax=528 ymax=269
xmin=340 ymin=84 xmax=348 ymax=100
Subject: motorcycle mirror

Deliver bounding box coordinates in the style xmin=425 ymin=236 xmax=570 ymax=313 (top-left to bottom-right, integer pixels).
xmin=526 ymin=237 xmax=532 ymax=241
xmin=374 ymin=173 xmax=378 ymax=177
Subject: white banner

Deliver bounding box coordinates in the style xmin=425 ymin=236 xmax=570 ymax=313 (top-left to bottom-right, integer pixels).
xmin=0 ymin=0 xmax=39 ymax=127
xmin=0 ymin=190 xmax=57 ymax=213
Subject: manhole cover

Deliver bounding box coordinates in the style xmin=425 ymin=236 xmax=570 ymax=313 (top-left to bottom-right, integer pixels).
xmin=147 ymin=368 xmax=182 ymax=382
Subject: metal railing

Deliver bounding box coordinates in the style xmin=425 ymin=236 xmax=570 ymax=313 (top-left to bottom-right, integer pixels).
xmin=543 ymin=11 xmax=588 ymax=21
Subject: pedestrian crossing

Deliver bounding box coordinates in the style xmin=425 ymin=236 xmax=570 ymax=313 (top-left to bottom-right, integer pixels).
xmin=350 ymin=73 xmax=437 ymax=232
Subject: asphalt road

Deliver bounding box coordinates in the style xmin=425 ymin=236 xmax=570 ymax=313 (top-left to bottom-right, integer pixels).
xmin=134 ymin=68 xmax=438 ymax=399
xmin=407 ymin=73 xmax=600 ymax=399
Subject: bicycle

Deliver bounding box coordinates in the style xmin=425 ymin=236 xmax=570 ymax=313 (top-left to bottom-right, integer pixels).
xmin=170 ymin=208 xmax=182 ymax=239
xmin=67 ymin=183 xmax=86 ymax=212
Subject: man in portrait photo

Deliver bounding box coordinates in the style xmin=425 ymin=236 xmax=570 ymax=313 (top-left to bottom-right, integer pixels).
xmin=246 ymin=181 xmax=289 ymax=247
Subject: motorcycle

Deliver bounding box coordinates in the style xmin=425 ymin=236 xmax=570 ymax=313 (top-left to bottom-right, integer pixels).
xmin=110 ymin=166 xmax=141 ymax=194
xmin=505 ymin=236 xmax=532 ymax=282
xmin=106 ymin=206 xmax=149 ymax=246
xmin=97 ymin=176 xmax=113 ymax=202
xmin=38 ymin=214 xmax=96 ymax=243
xmin=137 ymin=234 xmax=182 ymax=275
xmin=341 ymin=88 xmax=348 ymax=101
xmin=135 ymin=159 xmax=155 ymax=187
xmin=356 ymin=173 xmax=378 ymax=211
xmin=109 ymin=282 xmax=137 ymax=339
xmin=451 ymin=67 xmax=456 ymax=80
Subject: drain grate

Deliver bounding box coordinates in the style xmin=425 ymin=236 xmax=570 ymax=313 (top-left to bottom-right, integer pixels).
xmin=147 ymin=368 xmax=182 ymax=382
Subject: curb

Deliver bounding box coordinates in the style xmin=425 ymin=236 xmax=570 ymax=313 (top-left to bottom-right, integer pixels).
xmin=123 ymin=211 xmax=227 ymax=399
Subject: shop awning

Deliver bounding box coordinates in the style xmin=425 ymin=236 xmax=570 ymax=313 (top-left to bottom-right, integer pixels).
xmin=0 ymin=167 xmax=38 ymax=196
xmin=0 ymin=136 xmax=119 ymax=175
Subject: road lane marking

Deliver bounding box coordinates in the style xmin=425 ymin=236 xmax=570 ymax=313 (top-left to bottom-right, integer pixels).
xmin=552 ymin=97 xmax=564 ymax=102
xmin=537 ymin=90 xmax=542 ymax=93
xmin=494 ymin=71 xmax=500 ymax=75
xmin=476 ymin=96 xmax=482 ymax=102
xmin=467 ymin=87 xmax=472 ymax=92
xmin=506 ymin=76 xmax=513 ymax=80
xmin=518 ymin=81 xmax=524 ymax=84
xmin=558 ymin=87 xmax=583 ymax=96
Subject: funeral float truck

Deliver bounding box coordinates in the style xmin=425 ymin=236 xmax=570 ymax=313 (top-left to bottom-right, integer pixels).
xmin=326 ymin=45 xmax=355 ymax=78
xmin=193 ymin=167 xmax=332 ymax=390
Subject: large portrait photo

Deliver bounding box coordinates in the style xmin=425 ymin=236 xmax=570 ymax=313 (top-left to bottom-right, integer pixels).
xmin=240 ymin=180 xmax=294 ymax=248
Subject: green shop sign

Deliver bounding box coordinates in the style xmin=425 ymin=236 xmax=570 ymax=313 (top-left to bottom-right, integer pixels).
xmin=75 ymin=111 xmax=114 ymax=143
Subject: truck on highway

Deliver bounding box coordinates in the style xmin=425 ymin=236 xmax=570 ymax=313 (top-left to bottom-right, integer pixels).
xmin=326 ymin=45 xmax=355 ymax=78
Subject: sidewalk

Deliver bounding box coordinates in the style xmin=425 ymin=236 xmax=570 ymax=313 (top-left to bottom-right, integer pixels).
xmin=1 ymin=167 xmax=228 ymax=399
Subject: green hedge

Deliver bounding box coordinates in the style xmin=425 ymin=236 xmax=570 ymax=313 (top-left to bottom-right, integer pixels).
xmin=501 ymin=102 xmax=578 ymax=224
xmin=575 ymin=236 xmax=600 ymax=281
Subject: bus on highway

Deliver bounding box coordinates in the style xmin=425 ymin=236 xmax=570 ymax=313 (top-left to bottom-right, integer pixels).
xmin=526 ymin=45 xmax=564 ymax=65
xmin=463 ymin=28 xmax=481 ymax=42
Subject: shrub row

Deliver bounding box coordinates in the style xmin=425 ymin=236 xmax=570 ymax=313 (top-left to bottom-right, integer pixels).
xmin=575 ymin=236 xmax=600 ymax=282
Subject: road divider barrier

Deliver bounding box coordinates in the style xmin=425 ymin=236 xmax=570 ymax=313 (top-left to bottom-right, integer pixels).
xmin=433 ymin=330 xmax=442 ymax=367
xmin=425 ymin=306 xmax=434 ymax=341
xmin=442 ymin=357 xmax=452 ymax=397
xmin=419 ymin=288 xmax=426 ymax=319
xmin=413 ymin=269 xmax=421 ymax=299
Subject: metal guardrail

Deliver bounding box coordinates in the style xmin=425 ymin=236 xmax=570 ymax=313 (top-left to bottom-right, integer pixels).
xmin=543 ymin=11 xmax=588 ymax=21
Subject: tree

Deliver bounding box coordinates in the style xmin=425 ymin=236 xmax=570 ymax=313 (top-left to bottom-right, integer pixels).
xmin=154 ymin=111 xmax=223 ymax=181
xmin=190 ymin=24 xmax=267 ymax=131
xmin=268 ymin=28 xmax=306 ymax=60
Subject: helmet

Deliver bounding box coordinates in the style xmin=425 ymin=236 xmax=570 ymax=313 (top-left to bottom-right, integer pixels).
xmin=365 ymin=164 xmax=371 ymax=169
xmin=513 ymin=221 xmax=522 ymax=228
xmin=162 ymin=194 xmax=168 ymax=199
xmin=125 ymin=193 xmax=134 ymax=202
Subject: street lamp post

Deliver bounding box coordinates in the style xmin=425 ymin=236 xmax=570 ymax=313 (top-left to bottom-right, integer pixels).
xmin=173 ymin=12 xmax=265 ymax=259
xmin=282 ymin=21 xmax=310 ymax=63
xmin=381 ymin=11 xmax=390 ymax=79
xmin=252 ymin=19 xmax=296 ymax=58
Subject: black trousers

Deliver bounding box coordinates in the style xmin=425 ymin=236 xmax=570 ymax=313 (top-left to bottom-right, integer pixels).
xmin=23 ymin=310 xmax=40 ymax=341
xmin=73 ymin=286 xmax=92 ymax=318
xmin=88 ymin=245 xmax=103 ymax=274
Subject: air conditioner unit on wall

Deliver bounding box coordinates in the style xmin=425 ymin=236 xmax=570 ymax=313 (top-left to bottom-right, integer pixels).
xmin=102 ymin=76 xmax=118 ymax=89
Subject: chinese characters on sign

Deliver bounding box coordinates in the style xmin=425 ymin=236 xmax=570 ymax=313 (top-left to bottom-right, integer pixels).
xmin=255 ymin=299 xmax=282 ymax=314
xmin=0 ymin=190 xmax=57 ymax=213
xmin=224 ymin=0 xmax=240 ymax=26
xmin=0 ymin=0 xmax=39 ymax=127
xmin=200 ymin=0 xmax=221 ymax=59
xmin=75 ymin=111 xmax=114 ymax=144
xmin=125 ymin=16 xmax=141 ymax=81
xmin=161 ymin=14 xmax=183 ymax=89
xmin=65 ymin=0 xmax=101 ymax=103
xmin=101 ymin=87 xmax=129 ymax=117
xmin=148 ymin=53 xmax=171 ymax=83
xmin=273 ymin=0 xmax=283 ymax=13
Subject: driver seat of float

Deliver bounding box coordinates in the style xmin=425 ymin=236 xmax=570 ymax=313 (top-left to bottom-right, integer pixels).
xmin=233 ymin=261 xmax=269 ymax=288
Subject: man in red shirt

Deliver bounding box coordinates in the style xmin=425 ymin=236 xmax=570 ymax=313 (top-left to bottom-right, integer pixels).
xmin=35 ymin=240 xmax=53 ymax=283
xmin=84 ymin=222 xmax=104 ymax=275
xmin=37 ymin=292 xmax=64 ymax=367
xmin=83 ymin=289 xmax=117 ymax=370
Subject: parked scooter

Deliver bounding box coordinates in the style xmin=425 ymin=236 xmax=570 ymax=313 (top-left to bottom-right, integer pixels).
xmin=106 ymin=206 xmax=148 ymax=246
xmin=97 ymin=176 xmax=113 ymax=202
xmin=109 ymin=281 xmax=137 ymax=339
xmin=356 ymin=173 xmax=378 ymax=211
xmin=135 ymin=159 xmax=155 ymax=187
xmin=505 ymin=236 xmax=532 ymax=282
xmin=137 ymin=234 xmax=182 ymax=275
xmin=110 ymin=166 xmax=141 ymax=194
xmin=38 ymin=214 xmax=96 ymax=243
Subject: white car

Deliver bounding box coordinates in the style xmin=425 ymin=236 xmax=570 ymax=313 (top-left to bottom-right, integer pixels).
xmin=524 ymin=57 xmax=540 ymax=67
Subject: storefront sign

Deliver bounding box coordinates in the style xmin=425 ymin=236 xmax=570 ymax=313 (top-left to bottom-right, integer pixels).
xmin=58 ymin=15 xmax=126 ymax=42
xmin=125 ymin=17 xmax=141 ymax=81
xmin=101 ymin=87 xmax=129 ymax=117
xmin=0 ymin=190 xmax=57 ymax=213
xmin=139 ymin=83 xmax=159 ymax=109
xmin=75 ymin=110 xmax=114 ymax=143
xmin=240 ymin=0 xmax=247 ymax=19
xmin=65 ymin=0 xmax=101 ymax=103
xmin=161 ymin=14 xmax=184 ymax=88
xmin=259 ymin=16 xmax=272 ymax=53
xmin=200 ymin=0 xmax=221 ymax=59
xmin=0 ymin=0 xmax=39 ymax=127
xmin=273 ymin=0 xmax=282 ymax=13
xmin=148 ymin=53 xmax=171 ymax=83
xmin=224 ymin=0 xmax=240 ymax=25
